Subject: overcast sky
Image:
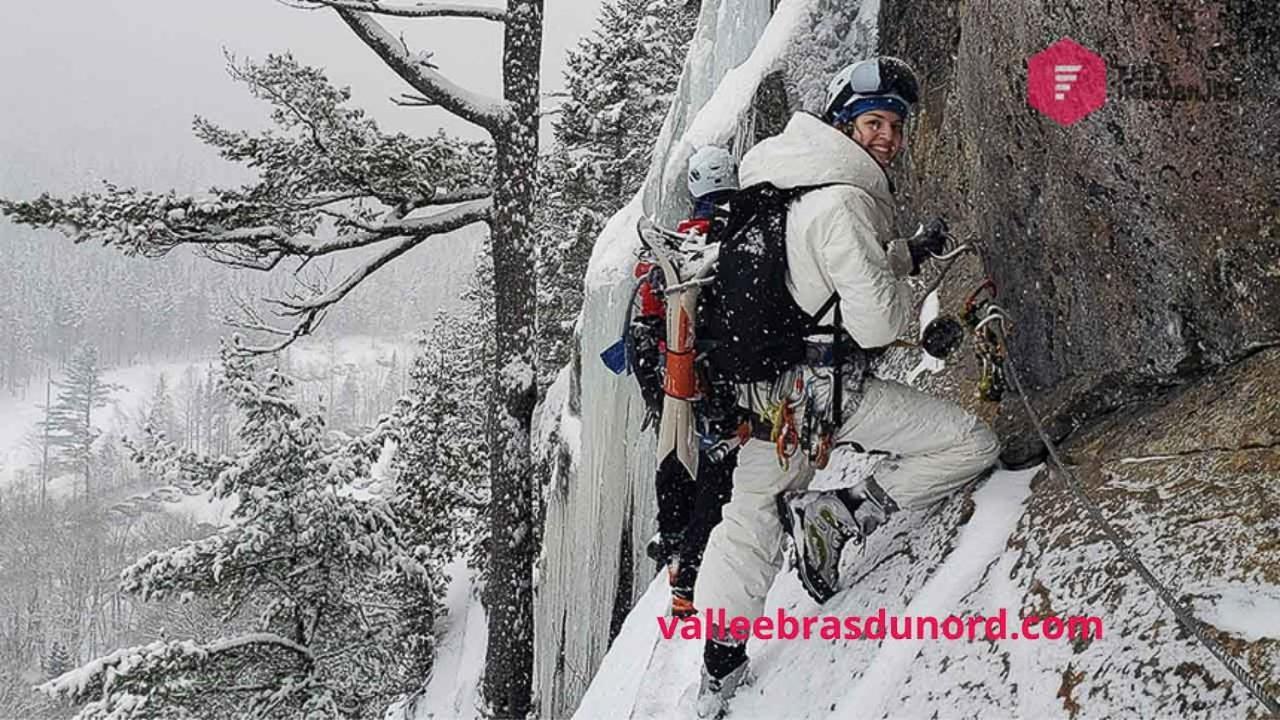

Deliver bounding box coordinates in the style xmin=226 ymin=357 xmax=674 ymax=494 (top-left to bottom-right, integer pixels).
xmin=0 ymin=0 xmax=604 ymax=197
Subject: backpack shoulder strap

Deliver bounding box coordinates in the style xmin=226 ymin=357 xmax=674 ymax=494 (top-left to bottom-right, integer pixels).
xmin=813 ymin=292 xmax=840 ymax=322
xmin=781 ymin=182 xmax=844 ymax=202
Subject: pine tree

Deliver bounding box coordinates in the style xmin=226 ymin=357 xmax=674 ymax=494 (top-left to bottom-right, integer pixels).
xmin=175 ymin=366 xmax=204 ymax=451
xmin=334 ymin=368 xmax=361 ymax=432
xmin=94 ymin=430 xmax=128 ymax=491
xmin=37 ymin=368 xmax=54 ymax=506
xmin=43 ymin=344 xmax=121 ymax=498
xmin=390 ymin=263 xmax=494 ymax=582
xmin=142 ymin=373 xmax=178 ymax=444
xmin=550 ymin=0 xmax=694 ymax=216
xmin=44 ymin=641 xmax=71 ymax=680
xmin=374 ymin=251 xmax=494 ymax=689
xmin=40 ymin=342 xmax=426 ymax=719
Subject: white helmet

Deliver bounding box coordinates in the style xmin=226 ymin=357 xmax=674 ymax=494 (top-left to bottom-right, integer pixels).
xmin=822 ymin=56 xmax=920 ymax=124
xmin=686 ymin=146 xmax=739 ymax=199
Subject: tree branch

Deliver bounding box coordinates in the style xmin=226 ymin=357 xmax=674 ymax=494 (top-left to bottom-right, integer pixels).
xmin=332 ymin=8 xmax=510 ymax=133
xmin=290 ymin=191 xmax=369 ymax=210
xmin=424 ymin=186 xmax=491 ymax=205
xmin=236 ymin=198 xmax=492 ymax=354
xmin=391 ymin=92 xmax=437 ymax=107
xmin=304 ymin=0 xmax=506 ymax=22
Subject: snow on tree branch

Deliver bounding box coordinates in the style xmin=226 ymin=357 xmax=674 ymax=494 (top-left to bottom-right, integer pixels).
xmin=40 ymin=347 xmax=434 ymax=719
xmin=231 ymin=197 xmax=492 ymax=354
xmin=301 ymin=0 xmax=507 ymax=22
xmin=37 ymin=633 xmax=316 ymax=719
xmin=1 ymin=54 xmax=493 ymax=260
xmin=332 ymin=8 xmax=512 ymax=132
xmin=0 ymin=52 xmax=495 ymax=352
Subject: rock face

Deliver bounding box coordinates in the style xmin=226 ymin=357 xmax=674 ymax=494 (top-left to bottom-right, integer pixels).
xmin=881 ymin=0 xmax=1280 ymax=393
xmin=1001 ymin=349 xmax=1280 ymax=717
xmin=874 ymin=0 xmax=1280 ymax=713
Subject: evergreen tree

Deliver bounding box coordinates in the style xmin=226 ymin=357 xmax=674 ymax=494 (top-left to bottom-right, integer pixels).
xmin=42 ymin=345 xmax=121 ymax=498
xmin=175 ymin=366 xmax=204 ymax=451
xmin=334 ymin=368 xmax=361 ymax=432
xmin=94 ymin=430 xmax=130 ymax=491
xmin=389 ymin=259 xmax=494 ymax=581
xmin=44 ymin=641 xmax=71 ymax=680
xmin=39 ymin=343 xmax=427 ymax=719
xmin=535 ymin=0 xmax=696 ymax=387
xmin=550 ymin=0 xmax=694 ymax=216
xmin=142 ymin=373 xmax=178 ymax=445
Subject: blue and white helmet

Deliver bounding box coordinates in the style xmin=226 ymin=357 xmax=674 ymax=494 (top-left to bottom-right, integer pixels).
xmin=686 ymin=146 xmax=739 ymax=199
xmin=823 ymin=56 xmax=920 ymax=125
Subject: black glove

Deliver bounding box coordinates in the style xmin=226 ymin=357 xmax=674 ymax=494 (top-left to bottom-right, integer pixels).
xmin=907 ymin=216 xmax=949 ymax=275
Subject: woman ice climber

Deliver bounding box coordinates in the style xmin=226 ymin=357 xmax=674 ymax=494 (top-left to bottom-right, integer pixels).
xmin=693 ymin=57 xmax=1001 ymax=718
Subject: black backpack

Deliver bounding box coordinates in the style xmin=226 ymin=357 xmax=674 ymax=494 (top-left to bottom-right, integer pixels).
xmin=696 ymin=183 xmax=850 ymax=385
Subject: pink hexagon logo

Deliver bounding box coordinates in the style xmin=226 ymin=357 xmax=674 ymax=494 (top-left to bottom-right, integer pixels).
xmin=1028 ymin=37 xmax=1106 ymax=126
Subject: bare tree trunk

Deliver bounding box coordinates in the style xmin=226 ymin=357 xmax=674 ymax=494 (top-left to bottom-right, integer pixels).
xmin=482 ymin=1 xmax=543 ymax=716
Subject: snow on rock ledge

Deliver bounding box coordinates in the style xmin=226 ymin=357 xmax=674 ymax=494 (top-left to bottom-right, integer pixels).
xmin=576 ymin=350 xmax=1280 ymax=718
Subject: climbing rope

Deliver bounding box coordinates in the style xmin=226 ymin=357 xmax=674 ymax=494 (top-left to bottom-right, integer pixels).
xmin=941 ymin=234 xmax=1280 ymax=715
xmin=831 ymin=228 xmax=1271 ymax=711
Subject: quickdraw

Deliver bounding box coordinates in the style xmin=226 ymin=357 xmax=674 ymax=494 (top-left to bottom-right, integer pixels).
xmin=960 ymin=279 xmax=1012 ymax=402
xmin=906 ymin=232 xmax=1013 ymax=404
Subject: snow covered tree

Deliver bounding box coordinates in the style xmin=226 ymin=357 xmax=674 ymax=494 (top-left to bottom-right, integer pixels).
xmin=142 ymin=373 xmax=178 ymax=444
xmin=400 ymin=272 xmax=494 ymax=571
xmin=534 ymin=208 xmax=598 ymax=389
xmin=535 ymin=0 xmax=695 ymax=386
xmin=94 ymin=430 xmax=131 ymax=491
xmin=332 ymin=366 xmax=362 ymax=432
xmin=175 ymin=366 xmax=206 ymax=452
xmin=378 ymin=256 xmax=495 ymax=682
xmin=4 ymin=2 xmax=547 ymax=706
xmin=371 ymin=351 xmax=404 ymax=426
xmin=552 ymin=0 xmax=694 ymax=215
xmin=42 ymin=345 xmax=121 ymax=499
xmin=43 ymin=641 xmax=71 ymax=680
xmin=34 ymin=370 xmax=55 ymax=506
xmin=39 ymin=343 xmax=426 ymax=719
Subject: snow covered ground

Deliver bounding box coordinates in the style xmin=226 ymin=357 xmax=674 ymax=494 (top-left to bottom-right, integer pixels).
xmin=390 ymin=559 xmax=487 ymax=720
xmin=0 ymin=334 xmax=411 ymax=513
xmin=574 ymin=466 xmax=1043 ymax=720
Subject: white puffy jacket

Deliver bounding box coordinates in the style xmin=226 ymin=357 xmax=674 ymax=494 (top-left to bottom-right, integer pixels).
xmin=738 ymin=112 xmax=914 ymax=349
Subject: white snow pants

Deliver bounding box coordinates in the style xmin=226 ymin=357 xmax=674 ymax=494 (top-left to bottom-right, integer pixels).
xmin=694 ymin=376 xmax=1001 ymax=621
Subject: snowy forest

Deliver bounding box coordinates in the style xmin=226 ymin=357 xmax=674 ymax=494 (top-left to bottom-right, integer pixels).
xmin=2 ymin=0 xmax=1278 ymax=719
